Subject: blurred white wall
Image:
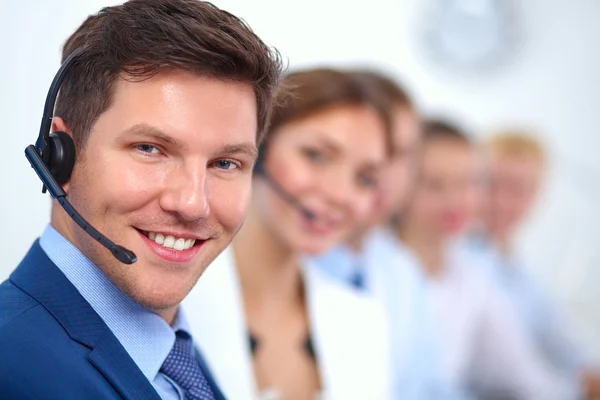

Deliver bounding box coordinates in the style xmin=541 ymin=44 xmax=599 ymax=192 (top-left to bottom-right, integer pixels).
xmin=1 ymin=0 xmax=599 ymax=350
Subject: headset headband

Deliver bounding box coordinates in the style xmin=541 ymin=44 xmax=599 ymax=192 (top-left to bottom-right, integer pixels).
xmin=36 ymin=47 xmax=83 ymax=150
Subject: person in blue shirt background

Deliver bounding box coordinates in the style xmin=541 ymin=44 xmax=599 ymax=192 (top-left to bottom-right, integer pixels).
xmin=0 ymin=1 xmax=283 ymax=398
xmin=310 ymin=71 xmax=464 ymax=399
xmin=462 ymin=131 xmax=600 ymax=399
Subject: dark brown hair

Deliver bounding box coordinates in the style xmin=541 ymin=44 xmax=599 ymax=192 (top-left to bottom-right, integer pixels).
xmin=350 ymin=69 xmax=414 ymax=111
xmin=422 ymin=118 xmax=471 ymax=145
xmin=56 ymin=0 xmax=283 ymax=149
xmin=262 ymin=68 xmax=393 ymax=158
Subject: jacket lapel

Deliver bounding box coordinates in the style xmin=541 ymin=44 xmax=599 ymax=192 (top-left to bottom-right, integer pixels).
xmin=10 ymin=241 xmax=161 ymax=400
xmin=88 ymin=330 xmax=163 ymax=400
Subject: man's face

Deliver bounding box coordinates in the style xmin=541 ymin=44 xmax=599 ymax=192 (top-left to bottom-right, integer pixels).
xmin=487 ymin=155 xmax=542 ymax=239
xmin=407 ymin=139 xmax=475 ymax=239
xmin=373 ymin=106 xmax=420 ymax=222
xmin=60 ymin=70 xmax=258 ymax=314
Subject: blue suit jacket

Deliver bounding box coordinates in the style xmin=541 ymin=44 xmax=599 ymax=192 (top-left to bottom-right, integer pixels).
xmin=0 ymin=241 xmax=225 ymax=400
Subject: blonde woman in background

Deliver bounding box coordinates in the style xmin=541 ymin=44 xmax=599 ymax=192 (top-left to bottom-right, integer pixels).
xmin=396 ymin=120 xmax=577 ymax=399
xmin=463 ymin=132 xmax=600 ymax=399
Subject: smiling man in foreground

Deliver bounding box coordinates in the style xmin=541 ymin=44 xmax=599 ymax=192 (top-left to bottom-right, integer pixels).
xmin=0 ymin=0 xmax=282 ymax=398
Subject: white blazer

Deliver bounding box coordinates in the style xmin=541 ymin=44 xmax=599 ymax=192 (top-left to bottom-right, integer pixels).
xmin=183 ymin=247 xmax=392 ymax=400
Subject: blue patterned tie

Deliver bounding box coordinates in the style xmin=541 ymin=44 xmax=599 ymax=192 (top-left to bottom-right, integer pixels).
xmin=349 ymin=270 xmax=365 ymax=290
xmin=160 ymin=330 xmax=216 ymax=400
xmin=349 ymin=258 xmax=366 ymax=290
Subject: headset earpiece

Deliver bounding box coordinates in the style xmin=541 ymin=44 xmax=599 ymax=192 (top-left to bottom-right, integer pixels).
xmin=24 ymin=46 xmax=137 ymax=264
xmin=44 ymin=131 xmax=76 ymax=185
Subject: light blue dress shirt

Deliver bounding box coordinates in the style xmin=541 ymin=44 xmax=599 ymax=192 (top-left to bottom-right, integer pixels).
xmin=39 ymin=224 xmax=190 ymax=400
xmin=310 ymin=229 xmax=468 ymax=400
xmin=457 ymin=235 xmax=589 ymax=396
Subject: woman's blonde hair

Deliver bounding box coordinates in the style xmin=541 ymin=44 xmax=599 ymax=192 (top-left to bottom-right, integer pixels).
xmin=486 ymin=130 xmax=546 ymax=170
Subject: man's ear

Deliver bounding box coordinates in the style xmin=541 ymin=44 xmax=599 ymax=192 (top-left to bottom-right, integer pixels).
xmin=49 ymin=116 xmax=74 ymax=192
xmin=51 ymin=116 xmax=72 ymax=137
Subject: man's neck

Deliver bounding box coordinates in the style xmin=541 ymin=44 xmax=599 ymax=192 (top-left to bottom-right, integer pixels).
xmin=490 ymin=231 xmax=512 ymax=258
xmin=346 ymin=215 xmax=391 ymax=254
xmin=347 ymin=225 xmax=369 ymax=254
xmin=50 ymin=202 xmax=78 ymax=248
xmin=153 ymin=307 xmax=178 ymax=326
xmin=396 ymin=223 xmax=445 ymax=277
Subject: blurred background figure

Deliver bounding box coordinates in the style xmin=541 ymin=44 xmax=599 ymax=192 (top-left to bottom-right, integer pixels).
xmin=461 ymin=131 xmax=600 ymax=399
xmin=311 ymin=71 xmax=465 ymax=399
xmin=396 ymin=119 xmax=577 ymax=399
xmin=183 ymin=68 xmax=394 ymax=400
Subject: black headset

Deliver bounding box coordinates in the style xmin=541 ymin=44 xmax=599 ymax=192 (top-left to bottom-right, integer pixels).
xmin=31 ymin=48 xmax=80 ymax=188
xmin=25 ymin=48 xmax=137 ymax=264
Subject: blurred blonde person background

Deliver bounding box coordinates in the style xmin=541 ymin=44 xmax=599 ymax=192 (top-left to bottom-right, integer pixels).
xmin=396 ymin=120 xmax=577 ymax=399
xmin=460 ymin=131 xmax=600 ymax=399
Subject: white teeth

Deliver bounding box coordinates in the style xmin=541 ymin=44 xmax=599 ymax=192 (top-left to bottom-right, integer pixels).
xmin=145 ymin=231 xmax=196 ymax=251
xmin=163 ymin=235 xmax=175 ymax=249
xmin=174 ymin=238 xmax=185 ymax=251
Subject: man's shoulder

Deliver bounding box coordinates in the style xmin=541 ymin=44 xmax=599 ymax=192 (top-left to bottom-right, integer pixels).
xmin=0 ymin=278 xmax=74 ymax=357
xmin=0 ymin=279 xmax=121 ymax=399
xmin=0 ymin=279 xmax=40 ymax=329
xmin=1 ymin=278 xmax=77 ymax=373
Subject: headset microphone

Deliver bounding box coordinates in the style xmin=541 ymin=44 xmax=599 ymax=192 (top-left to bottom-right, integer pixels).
xmin=254 ymin=162 xmax=316 ymax=221
xmin=25 ymin=47 xmax=137 ymax=265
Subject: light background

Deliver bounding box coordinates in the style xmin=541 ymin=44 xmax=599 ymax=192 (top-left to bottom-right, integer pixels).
xmin=1 ymin=0 xmax=599 ymax=351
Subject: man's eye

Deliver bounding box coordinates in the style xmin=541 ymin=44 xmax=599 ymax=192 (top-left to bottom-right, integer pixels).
xmin=302 ymin=148 xmax=326 ymax=164
xmin=214 ymin=160 xmax=239 ymax=170
xmin=136 ymin=144 xmax=160 ymax=154
xmin=357 ymin=173 xmax=377 ymax=189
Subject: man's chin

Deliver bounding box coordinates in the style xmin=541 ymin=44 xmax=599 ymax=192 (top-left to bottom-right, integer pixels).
xmin=118 ymin=236 xmax=229 ymax=317
xmin=121 ymin=273 xmax=198 ymax=314
xmin=130 ymin=288 xmax=188 ymax=318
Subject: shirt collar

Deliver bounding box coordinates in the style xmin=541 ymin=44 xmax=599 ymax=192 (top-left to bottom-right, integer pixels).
xmin=307 ymin=243 xmax=358 ymax=280
xmin=39 ymin=224 xmax=190 ymax=383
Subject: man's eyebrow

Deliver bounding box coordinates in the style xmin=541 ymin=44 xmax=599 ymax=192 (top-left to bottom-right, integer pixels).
xmin=362 ymin=160 xmax=387 ymax=173
xmin=122 ymin=123 xmax=184 ymax=148
xmin=122 ymin=124 xmax=258 ymax=159
xmin=220 ymin=142 xmax=259 ymax=160
xmin=316 ymin=136 xmax=343 ymax=155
